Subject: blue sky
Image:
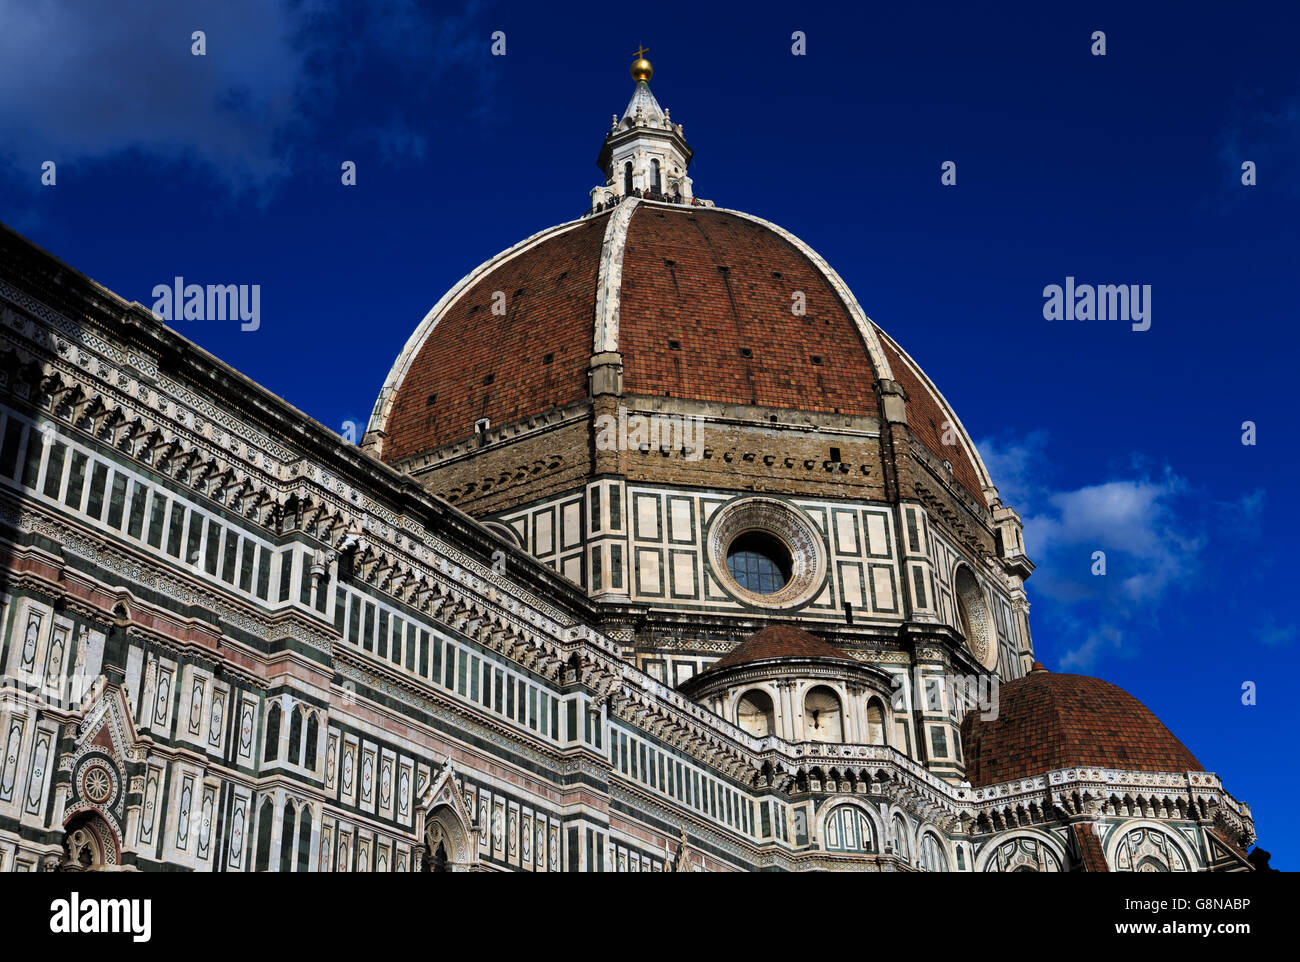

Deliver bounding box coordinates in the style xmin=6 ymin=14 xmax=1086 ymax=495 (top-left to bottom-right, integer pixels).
xmin=3 ymin=0 xmax=1296 ymax=867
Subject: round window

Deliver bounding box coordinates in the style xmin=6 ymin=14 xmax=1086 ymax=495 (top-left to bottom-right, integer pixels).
xmin=707 ymin=497 xmax=826 ymax=608
xmin=725 ymin=532 xmax=792 ymax=594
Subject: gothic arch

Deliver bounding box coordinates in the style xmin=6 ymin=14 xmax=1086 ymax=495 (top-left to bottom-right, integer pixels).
xmin=887 ymin=807 xmax=915 ymax=862
xmin=414 ymin=760 xmax=479 ymax=872
xmin=303 ymin=711 xmax=320 ymax=772
xmin=865 ymin=695 xmax=889 ymax=746
xmin=916 ymin=828 xmax=951 ymax=872
xmin=264 ymin=701 xmax=282 ymax=762
xmin=61 ymin=810 xmax=121 ymax=870
xmin=422 ymin=805 xmax=474 ymax=872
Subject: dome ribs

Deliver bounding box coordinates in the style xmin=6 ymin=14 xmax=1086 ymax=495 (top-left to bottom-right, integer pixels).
xmin=876 ymin=330 xmax=985 ymax=501
xmin=380 ymin=203 xmax=993 ymax=495
xmin=619 ymin=206 xmax=879 ymax=416
xmin=382 ymin=216 xmax=608 ymax=461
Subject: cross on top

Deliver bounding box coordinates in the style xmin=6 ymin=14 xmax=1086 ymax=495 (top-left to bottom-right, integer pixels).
xmin=634 ymin=45 xmax=649 ymax=60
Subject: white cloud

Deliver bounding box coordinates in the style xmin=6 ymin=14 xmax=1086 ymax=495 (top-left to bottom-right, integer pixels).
xmin=1258 ymin=619 xmax=1296 ymax=648
xmin=1060 ymin=624 xmax=1127 ymax=671
xmin=975 ymin=430 xmax=1048 ymax=507
xmin=977 ymin=432 xmax=1234 ymax=670
xmin=1022 ymin=474 xmax=1202 ymax=606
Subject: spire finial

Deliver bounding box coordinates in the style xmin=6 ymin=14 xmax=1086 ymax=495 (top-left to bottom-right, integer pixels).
xmin=630 ymin=46 xmax=653 ymax=83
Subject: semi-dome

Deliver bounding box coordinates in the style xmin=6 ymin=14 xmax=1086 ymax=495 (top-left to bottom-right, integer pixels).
xmin=365 ymin=200 xmax=991 ymax=503
xmin=705 ymin=624 xmax=853 ymax=673
xmin=960 ymin=666 xmax=1204 ymax=787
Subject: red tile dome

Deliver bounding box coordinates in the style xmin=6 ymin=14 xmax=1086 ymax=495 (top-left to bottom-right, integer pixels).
xmin=708 ymin=624 xmax=853 ymax=672
xmin=960 ymin=667 xmax=1204 ymax=787
xmin=365 ymin=201 xmax=991 ymax=502
xmin=375 ymin=214 xmax=610 ymax=465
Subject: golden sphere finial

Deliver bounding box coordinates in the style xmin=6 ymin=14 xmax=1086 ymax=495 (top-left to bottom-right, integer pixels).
xmin=630 ymin=45 xmax=653 ymax=82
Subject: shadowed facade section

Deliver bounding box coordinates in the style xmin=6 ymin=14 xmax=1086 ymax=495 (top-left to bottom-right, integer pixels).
xmin=876 ymin=330 xmax=984 ymax=500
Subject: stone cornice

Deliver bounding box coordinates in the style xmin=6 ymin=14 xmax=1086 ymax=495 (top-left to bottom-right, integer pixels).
xmin=0 ymin=259 xmax=598 ymax=629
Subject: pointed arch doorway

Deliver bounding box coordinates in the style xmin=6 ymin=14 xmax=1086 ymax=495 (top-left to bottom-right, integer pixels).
xmin=422 ymin=807 xmax=473 ymax=872
xmin=414 ymin=760 xmax=479 ymax=872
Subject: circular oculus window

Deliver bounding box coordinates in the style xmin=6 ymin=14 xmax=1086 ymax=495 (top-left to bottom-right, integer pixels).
xmin=708 ymin=498 xmax=826 ymax=608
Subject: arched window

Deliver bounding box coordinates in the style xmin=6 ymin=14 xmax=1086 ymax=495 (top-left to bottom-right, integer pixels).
xmin=623 ymin=162 xmax=633 ymax=195
xmin=866 ymin=698 xmax=887 ymax=745
xmin=296 ymin=806 xmax=312 ymax=871
xmin=288 ymin=709 xmax=303 ymax=766
xmin=735 ymin=689 xmax=775 ymax=737
xmin=823 ymin=805 xmax=876 ymax=853
xmin=918 ymin=832 xmax=949 ymax=872
xmin=279 ymin=802 xmax=295 ymax=872
xmin=304 ymin=713 xmax=319 ymax=771
xmin=891 ymin=814 xmax=911 ymax=862
xmin=803 ymin=686 xmax=843 ymax=742
xmin=254 ymin=797 xmax=275 ymax=871
xmin=650 ymin=159 xmax=661 ymax=194
xmin=263 ymin=703 xmax=281 ymax=762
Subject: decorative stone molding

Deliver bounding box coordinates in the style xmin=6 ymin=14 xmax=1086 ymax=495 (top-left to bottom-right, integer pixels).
xmin=706 ymin=497 xmax=827 ymax=610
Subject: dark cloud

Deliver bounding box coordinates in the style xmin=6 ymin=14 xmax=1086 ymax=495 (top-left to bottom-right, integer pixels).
xmin=0 ymin=0 xmax=495 ymax=193
xmin=1218 ymin=85 xmax=1300 ymax=196
xmin=0 ymin=0 xmax=301 ymax=188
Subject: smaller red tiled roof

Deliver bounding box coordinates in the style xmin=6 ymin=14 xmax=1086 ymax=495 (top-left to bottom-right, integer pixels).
xmin=961 ymin=667 xmax=1203 ymax=787
xmin=1208 ymin=827 xmax=1250 ymax=862
xmin=1071 ymin=823 xmax=1110 ymax=872
xmin=708 ymin=625 xmax=851 ymax=672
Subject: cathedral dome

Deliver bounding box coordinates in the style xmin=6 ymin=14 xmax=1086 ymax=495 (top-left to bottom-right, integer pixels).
xmin=365 ymin=200 xmax=992 ymax=503
xmin=960 ymin=666 xmax=1204 ymax=787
